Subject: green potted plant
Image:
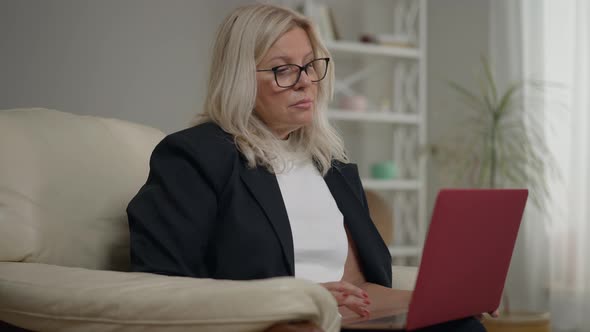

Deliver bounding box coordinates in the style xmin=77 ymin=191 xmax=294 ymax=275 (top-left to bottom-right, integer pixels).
xmin=430 ymin=57 xmax=557 ymax=332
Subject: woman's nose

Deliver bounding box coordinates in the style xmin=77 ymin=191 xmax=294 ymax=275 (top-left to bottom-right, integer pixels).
xmin=294 ymin=69 xmax=313 ymax=89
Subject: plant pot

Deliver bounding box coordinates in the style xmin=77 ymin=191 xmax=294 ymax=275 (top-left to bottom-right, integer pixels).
xmin=483 ymin=311 xmax=551 ymax=332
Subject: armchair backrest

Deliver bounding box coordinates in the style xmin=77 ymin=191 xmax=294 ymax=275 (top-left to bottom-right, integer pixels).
xmin=0 ymin=108 xmax=165 ymax=271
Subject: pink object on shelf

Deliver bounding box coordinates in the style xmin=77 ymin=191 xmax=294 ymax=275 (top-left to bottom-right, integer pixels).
xmin=339 ymin=95 xmax=368 ymax=112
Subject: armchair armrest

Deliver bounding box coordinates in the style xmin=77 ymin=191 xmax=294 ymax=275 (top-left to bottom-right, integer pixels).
xmin=391 ymin=265 xmax=418 ymax=291
xmin=0 ymin=262 xmax=340 ymax=332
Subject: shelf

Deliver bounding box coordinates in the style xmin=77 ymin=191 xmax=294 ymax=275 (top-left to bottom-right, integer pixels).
xmin=326 ymin=40 xmax=420 ymax=59
xmin=388 ymin=245 xmax=422 ymax=257
xmin=327 ymin=109 xmax=420 ymax=124
xmin=298 ymin=0 xmax=428 ymax=262
xmin=361 ymin=179 xmax=420 ymax=191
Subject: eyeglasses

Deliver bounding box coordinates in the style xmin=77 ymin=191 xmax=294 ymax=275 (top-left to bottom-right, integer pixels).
xmin=256 ymin=58 xmax=330 ymax=88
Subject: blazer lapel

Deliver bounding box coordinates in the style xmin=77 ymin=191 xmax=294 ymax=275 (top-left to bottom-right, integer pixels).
xmin=325 ymin=164 xmax=393 ymax=287
xmin=240 ymin=166 xmax=295 ymax=275
xmin=324 ymin=165 xmax=366 ymax=226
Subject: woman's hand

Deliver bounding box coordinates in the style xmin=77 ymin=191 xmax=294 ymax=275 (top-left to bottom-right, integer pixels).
xmin=476 ymin=309 xmax=500 ymax=321
xmin=320 ymin=281 xmax=371 ymax=317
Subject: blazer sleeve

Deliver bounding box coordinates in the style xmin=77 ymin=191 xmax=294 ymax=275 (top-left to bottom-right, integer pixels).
xmin=339 ymin=162 xmax=393 ymax=287
xmin=342 ymin=163 xmax=372 ymax=215
xmin=126 ymin=134 xmax=218 ymax=277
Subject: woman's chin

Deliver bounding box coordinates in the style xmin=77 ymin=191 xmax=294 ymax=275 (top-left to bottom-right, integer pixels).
xmin=293 ymin=107 xmax=314 ymax=124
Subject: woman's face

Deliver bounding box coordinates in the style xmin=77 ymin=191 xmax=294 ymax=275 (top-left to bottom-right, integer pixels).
xmin=255 ymin=27 xmax=318 ymax=139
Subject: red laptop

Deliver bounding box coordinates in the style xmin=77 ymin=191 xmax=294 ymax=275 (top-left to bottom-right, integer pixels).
xmin=343 ymin=189 xmax=528 ymax=331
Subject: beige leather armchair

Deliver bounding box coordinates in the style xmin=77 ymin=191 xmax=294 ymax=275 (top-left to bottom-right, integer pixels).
xmin=0 ymin=108 xmax=417 ymax=332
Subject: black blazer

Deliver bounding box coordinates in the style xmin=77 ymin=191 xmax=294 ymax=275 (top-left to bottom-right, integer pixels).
xmin=127 ymin=122 xmax=392 ymax=287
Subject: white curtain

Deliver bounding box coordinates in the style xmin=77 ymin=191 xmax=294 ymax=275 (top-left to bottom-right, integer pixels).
xmin=491 ymin=1 xmax=590 ymax=331
xmin=489 ymin=0 xmax=551 ymax=314
xmin=542 ymin=1 xmax=590 ymax=331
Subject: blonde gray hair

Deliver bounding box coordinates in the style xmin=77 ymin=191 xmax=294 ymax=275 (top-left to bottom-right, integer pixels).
xmin=193 ymin=3 xmax=348 ymax=175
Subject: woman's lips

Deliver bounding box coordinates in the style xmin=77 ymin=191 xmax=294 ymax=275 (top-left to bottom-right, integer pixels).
xmin=291 ymin=98 xmax=313 ymax=110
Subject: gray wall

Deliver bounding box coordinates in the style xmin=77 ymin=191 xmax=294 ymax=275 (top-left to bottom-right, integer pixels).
xmin=1 ymin=0 xmax=539 ymax=310
xmin=0 ymin=0 xmax=248 ymax=134
xmin=427 ymin=0 xmax=490 ymax=212
xmin=1 ymin=0 xmax=492 ymax=201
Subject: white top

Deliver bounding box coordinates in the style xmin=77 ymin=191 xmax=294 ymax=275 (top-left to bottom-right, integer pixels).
xmin=274 ymin=140 xmax=348 ymax=283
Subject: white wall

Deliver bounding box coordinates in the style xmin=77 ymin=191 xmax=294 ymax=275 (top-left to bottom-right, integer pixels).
xmin=0 ymin=0 xmax=248 ymax=134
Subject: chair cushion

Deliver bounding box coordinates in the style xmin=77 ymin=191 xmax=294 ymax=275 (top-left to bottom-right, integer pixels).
xmin=0 ymin=262 xmax=341 ymax=332
xmin=0 ymin=108 xmax=165 ymax=271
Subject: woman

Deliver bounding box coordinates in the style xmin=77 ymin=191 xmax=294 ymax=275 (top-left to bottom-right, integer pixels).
xmin=127 ymin=3 xmax=487 ymax=331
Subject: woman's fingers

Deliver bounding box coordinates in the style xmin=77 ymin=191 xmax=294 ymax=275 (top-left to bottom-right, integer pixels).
xmin=341 ymin=291 xmax=371 ymax=317
xmin=331 ymin=290 xmax=348 ymax=303
xmin=475 ymin=309 xmax=500 ymax=321
xmin=321 ymin=281 xmax=368 ymax=300
xmin=320 ymin=281 xmax=371 ymax=317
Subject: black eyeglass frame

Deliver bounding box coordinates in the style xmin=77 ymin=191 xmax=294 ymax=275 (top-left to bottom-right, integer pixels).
xmin=256 ymin=57 xmax=330 ymax=88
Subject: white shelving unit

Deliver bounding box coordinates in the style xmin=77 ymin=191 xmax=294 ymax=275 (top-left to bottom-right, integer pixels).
xmin=278 ymin=0 xmax=428 ymax=265
xmin=388 ymin=245 xmax=422 ymax=257
xmin=327 ymin=110 xmax=420 ymax=124
xmin=361 ymin=179 xmax=420 ymax=191
xmin=311 ymin=0 xmax=428 ymax=265
xmin=325 ymin=40 xmax=421 ymax=58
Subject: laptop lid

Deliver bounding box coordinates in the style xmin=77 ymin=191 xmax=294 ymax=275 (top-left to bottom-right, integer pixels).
xmin=405 ymin=189 xmax=528 ymax=330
